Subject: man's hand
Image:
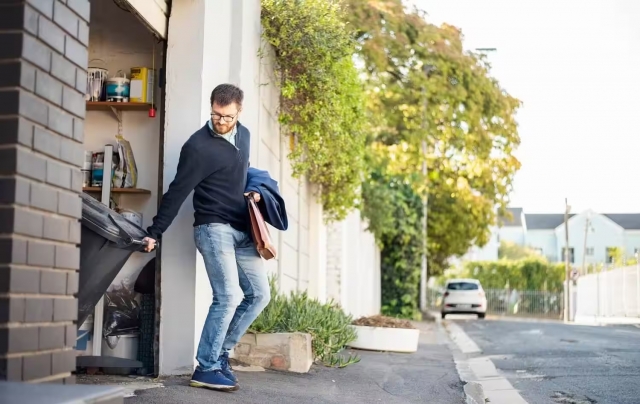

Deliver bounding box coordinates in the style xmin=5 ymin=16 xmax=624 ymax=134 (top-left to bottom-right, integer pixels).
xmin=244 ymin=192 xmax=261 ymax=203
xmin=142 ymin=237 xmax=157 ymax=252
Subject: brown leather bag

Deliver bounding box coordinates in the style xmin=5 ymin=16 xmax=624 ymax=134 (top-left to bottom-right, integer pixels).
xmin=247 ymin=196 xmax=277 ymax=260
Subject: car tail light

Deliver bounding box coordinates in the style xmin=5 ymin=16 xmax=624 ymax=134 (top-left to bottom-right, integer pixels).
xmin=444 ymin=291 xmax=450 ymax=297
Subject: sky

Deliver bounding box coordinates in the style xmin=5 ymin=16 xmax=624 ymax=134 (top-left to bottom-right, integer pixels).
xmin=414 ymin=0 xmax=640 ymax=214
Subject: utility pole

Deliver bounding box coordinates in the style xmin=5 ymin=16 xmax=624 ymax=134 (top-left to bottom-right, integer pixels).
xmin=564 ymin=198 xmax=571 ymax=322
xmin=636 ymin=252 xmax=639 ymax=319
xmin=581 ymin=213 xmax=590 ymax=274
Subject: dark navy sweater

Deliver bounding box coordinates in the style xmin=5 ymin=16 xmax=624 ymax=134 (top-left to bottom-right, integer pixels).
xmin=147 ymin=122 xmax=251 ymax=239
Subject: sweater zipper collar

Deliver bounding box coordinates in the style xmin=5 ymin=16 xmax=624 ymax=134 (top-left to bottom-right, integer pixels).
xmin=207 ymin=119 xmax=239 ymax=150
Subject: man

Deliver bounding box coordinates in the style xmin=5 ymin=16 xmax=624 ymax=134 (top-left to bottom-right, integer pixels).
xmin=143 ymin=84 xmax=270 ymax=392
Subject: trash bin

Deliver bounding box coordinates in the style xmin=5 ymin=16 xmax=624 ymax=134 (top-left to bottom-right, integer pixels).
xmin=77 ymin=193 xmax=154 ymax=328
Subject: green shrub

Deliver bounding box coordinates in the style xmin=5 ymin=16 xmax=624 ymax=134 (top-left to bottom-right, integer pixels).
xmin=261 ymin=0 xmax=367 ymax=221
xmin=250 ymin=277 xmax=360 ymax=368
xmin=363 ymin=169 xmax=424 ymax=320
xmin=459 ymin=258 xmax=565 ymax=292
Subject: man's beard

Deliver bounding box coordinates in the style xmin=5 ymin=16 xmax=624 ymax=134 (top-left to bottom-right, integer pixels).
xmin=214 ymin=122 xmax=234 ymax=135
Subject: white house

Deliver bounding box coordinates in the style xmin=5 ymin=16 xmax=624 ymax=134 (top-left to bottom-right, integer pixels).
xmin=468 ymin=207 xmax=640 ymax=267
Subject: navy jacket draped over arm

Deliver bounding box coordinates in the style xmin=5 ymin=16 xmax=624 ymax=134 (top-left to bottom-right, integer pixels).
xmin=245 ymin=168 xmax=288 ymax=231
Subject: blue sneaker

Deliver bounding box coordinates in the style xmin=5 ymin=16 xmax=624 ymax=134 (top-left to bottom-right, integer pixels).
xmin=190 ymin=369 xmax=238 ymax=391
xmin=219 ymin=351 xmax=237 ymax=384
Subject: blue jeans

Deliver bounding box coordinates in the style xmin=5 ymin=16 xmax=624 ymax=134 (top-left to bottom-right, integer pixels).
xmin=194 ymin=223 xmax=270 ymax=372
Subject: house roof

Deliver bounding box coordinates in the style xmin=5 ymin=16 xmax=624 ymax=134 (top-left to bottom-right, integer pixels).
xmin=524 ymin=214 xmax=574 ymax=230
xmin=499 ymin=207 xmax=523 ymax=227
xmin=603 ymin=214 xmax=640 ymax=230
xmin=520 ymin=212 xmax=640 ymax=230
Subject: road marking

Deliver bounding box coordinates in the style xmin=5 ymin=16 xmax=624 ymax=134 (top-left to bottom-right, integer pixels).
xmin=445 ymin=321 xmax=482 ymax=354
xmin=520 ymin=328 xmax=543 ymax=335
xmin=614 ymin=328 xmax=640 ymax=335
xmin=444 ymin=321 xmax=530 ymax=404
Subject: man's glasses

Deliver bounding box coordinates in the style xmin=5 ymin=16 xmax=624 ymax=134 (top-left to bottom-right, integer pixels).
xmin=211 ymin=112 xmax=238 ymax=123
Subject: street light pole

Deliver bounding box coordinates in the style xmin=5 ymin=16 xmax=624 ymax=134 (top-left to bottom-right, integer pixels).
xmin=419 ymin=70 xmax=430 ymax=313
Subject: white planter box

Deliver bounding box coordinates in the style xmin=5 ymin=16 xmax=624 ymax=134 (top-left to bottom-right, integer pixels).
xmin=347 ymin=325 xmax=420 ymax=353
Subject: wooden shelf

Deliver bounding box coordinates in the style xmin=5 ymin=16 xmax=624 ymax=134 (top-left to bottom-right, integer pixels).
xmin=86 ymin=101 xmax=153 ymax=111
xmin=83 ymin=187 xmax=151 ymax=195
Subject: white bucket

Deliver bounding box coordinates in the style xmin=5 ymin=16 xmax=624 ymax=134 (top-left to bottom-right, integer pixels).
xmin=87 ymin=65 xmax=108 ymax=101
xmin=102 ymin=334 xmax=139 ymax=360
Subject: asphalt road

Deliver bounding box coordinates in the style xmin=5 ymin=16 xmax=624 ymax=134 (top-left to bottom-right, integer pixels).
xmin=453 ymin=318 xmax=640 ymax=404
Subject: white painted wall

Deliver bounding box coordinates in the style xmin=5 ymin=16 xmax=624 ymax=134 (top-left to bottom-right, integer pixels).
xmin=527 ymin=229 xmax=558 ymax=261
xmin=575 ymin=265 xmax=640 ymax=320
xmin=160 ymin=0 xmax=332 ymax=375
xmin=255 ymin=38 xmax=314 ymax=295
xmin=498 ymin=226 xmax=525 ymax=245
xmin=555 ymin=212 xmax=625 ymax=267
xmin=623 ymin=231 xmax=640 ymax=258
xmin=160 ymin=0 xmax=210 ymax=376
xmin=343 ymin=211 xmax=381 ymax=319
xmin=325 ymin=221 xmax=344 ymax=303
xmin=325 ymin=212 xmax=382 ymax=319
xmin=85 ymin=0 xmax=163 ymax=288
xmin=462 ymin=225 xmax=500 ymax=261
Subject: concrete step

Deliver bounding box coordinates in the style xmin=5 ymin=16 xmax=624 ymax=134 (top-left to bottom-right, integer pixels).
xmin=0 ymin=381 xmax=123 ymax=404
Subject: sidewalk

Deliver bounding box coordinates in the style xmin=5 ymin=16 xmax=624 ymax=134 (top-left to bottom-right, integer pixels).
xmin=82 ymin=322 xmax=466 ymax=404
xmin=573 ymin=315 xmax=640 ymax=326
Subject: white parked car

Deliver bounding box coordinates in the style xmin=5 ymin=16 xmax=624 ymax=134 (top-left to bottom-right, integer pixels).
xmin=441 ymin=279 xmax=487 ymax=319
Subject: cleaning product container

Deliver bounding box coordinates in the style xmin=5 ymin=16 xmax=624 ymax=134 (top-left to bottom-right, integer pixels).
xmin=105 ymin=71 xmax=130 ymax=102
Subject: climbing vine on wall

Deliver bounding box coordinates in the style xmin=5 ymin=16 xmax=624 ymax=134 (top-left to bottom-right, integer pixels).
xmin=362 ymin=164 xmax=424 ymax=320
xmin=260 ymin=0 xmax=367 ymax=221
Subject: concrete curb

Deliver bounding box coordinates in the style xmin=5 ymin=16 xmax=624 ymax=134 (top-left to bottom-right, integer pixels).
xmin=574 ymin=315 xmax=640 ymax=326
xmin=434 ymin=318 xmax=487 ymax=404
xmin=464 ymin=382 xmax=486 ymax=404
xmin=436 ymin=315 xmax=530 ymax=404
xmin=486 ymin=313 xmax=640 ymax=327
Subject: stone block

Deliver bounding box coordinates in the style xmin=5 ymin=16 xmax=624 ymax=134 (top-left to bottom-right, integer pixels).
xmin=231 ymin=332 xmax=313 ymax=373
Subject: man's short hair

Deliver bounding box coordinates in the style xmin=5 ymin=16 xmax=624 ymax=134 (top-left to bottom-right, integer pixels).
xmin=210 ymin=84 xmax=244 ymax=107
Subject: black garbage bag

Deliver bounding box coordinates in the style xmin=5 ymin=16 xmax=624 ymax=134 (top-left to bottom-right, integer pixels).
xmin=103 ymin=283 xmax=140 ymax=338
xmin=134 ymin=258 xmax=156 ymax=295
xmin=78 ymin=193 xmax=155 ymax=328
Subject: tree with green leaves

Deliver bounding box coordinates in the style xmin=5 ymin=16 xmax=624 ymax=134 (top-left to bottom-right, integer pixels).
xmin=347 ymin=0 xmax=522 ymax=277
xmin=260 ymin=0 xmax=521 ymax=319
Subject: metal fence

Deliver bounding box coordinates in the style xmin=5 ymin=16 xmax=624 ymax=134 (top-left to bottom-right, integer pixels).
xmin=575 ymin=264 xmax=640 ymax=319
xmin=428 ymin=287 xmax=564 ymax=319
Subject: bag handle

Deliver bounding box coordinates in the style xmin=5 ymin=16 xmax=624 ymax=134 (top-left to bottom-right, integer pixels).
xmin=107 ymin=213 xmax=159 ymax=251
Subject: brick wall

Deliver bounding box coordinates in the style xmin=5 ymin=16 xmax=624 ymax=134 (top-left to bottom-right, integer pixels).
xmin=0 ymin=0 xmax=89 ymax=384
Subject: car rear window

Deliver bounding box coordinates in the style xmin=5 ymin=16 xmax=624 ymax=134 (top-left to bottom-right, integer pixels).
xmin=447 ymin=282 xmax=479 ymax=291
